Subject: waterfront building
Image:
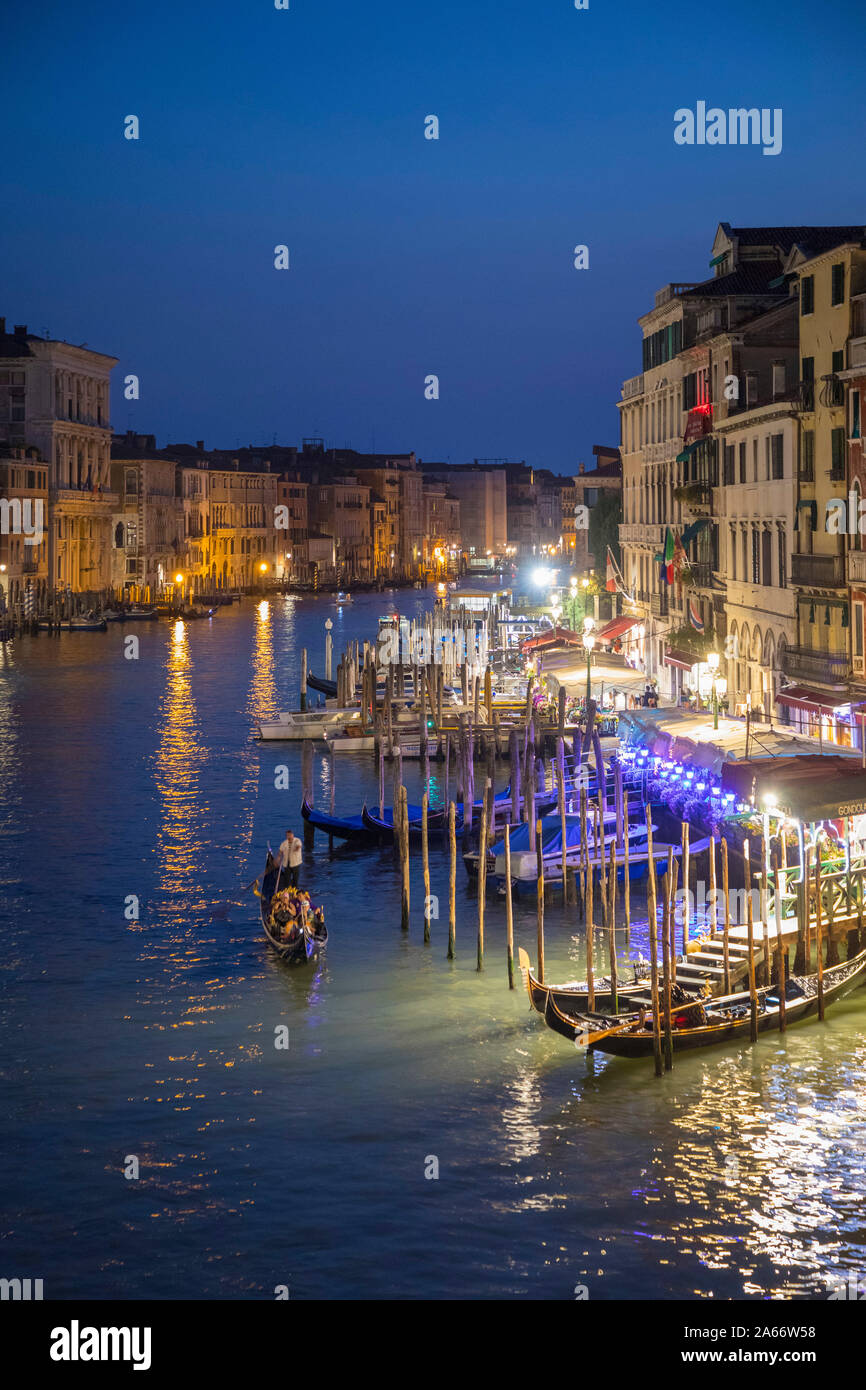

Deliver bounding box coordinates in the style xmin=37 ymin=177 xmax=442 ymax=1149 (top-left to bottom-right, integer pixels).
xmin=276 ymin=476 xmax=308 ymax=583
xmin=838 ymin=291 xmax=866 ymax=711
xmin=422 ymin=483 xmax=461 ymax=574
xmin=109 ymin=451 xmax=184 ymax=600
xmin=573 ymin=447 xmax=622 ymax=577
xmin=0 ymin=318 xmax=117 ymax=594
xmin=308 ymin=477 xmax=372 ymax=582
xmin=0 ymin=446 xmax=50 ymax=610
xmin=420 ymin=462 xmax=507 ymax=562
xmin=782 ymin=230 xmax=866 ymax=745
xmin=354 ymin=455 xmax=421 ymax=579
xmin=713 ymin=298 xmax=800 ymax=715
xmin=208 ymin=463 xmax=279 ymax=590
xmin=177 ymin=463 xmax=211 ymax=594
xmin=617 ymin=224 xmax=863 ymax=704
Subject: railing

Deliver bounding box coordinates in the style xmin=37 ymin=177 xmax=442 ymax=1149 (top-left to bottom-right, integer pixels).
xmin=621 ymin=373 xmax=644 ymax=400
xmin=782 ymin=646 xmax=848 ymax=684
xmin=791 ymin=553 xmax=845 ymax=587
xmin=687 ymin=561 xmax=715 ymax=588
xmin=848 ymin=551 xmax=866 ymax=584
xmin=654 ymin=283 xmax=698 ymax=308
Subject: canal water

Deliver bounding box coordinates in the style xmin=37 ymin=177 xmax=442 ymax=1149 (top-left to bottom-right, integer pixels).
xmin=1 ymin=592 xmax=865 ymax=1300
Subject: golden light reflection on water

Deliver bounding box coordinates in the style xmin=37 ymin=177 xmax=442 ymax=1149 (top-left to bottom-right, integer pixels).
xmin=154 ymin=620 xmax=207 ymax=900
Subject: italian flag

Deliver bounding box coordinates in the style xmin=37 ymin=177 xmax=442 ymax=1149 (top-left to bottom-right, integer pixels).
xmin=663 ymin=528 xmax=675 ymax=585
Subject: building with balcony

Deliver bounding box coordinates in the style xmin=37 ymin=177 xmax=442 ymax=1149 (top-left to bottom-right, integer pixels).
xmin=309 ymin=478 xmax=372 ymax=582
xmin=0 ymin=447 xmax=50 ymax=610
xmin=781 ymin=228 xmax=866 ymax=741
xmin=0 ymin=316 xmax=118 ymax=593
xmin=109 ymin=452 xmax=184 ymax=600
xmin=420 ymin=462 xmax=507 ymax=561
xmin=573 ymin=446 xmax=622 ymax=576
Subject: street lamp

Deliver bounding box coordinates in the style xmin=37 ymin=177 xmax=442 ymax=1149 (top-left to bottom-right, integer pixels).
xmin=707 ymin=649 xmax=720 ymax=729
xmin=583 ymin=618 xmax=596 ymax=708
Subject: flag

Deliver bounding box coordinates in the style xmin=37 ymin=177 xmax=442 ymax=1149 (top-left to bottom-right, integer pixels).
xmin=604 ymin=546 xmax=634 ymax=601
xmin=605 ymin=547 xmax=617 ymax=592
xmin=688 ymin=600 xmax=704 ymax=633
xmin=663 ymin=529 xmax=675 ymax=585
xmin=673 ymin=531 xmax=687 ymax=576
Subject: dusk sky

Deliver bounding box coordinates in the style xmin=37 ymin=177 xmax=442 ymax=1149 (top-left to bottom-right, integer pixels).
xmin=5 ymin=0 xmax=865 ymax=472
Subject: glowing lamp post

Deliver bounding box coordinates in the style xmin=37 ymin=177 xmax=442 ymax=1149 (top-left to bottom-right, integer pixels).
xmin=583 ymin=617 xmax=596 ymax=708
xmin=707 ymin=649 xmax=720 ymax=730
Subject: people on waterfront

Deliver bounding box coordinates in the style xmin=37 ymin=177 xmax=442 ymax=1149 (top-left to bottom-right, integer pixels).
xmin=277 ymin=829 xmax=303 ymax=887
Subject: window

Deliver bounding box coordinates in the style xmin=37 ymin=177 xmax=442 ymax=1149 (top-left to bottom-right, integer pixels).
xmin=801 ymin=430 xmax=815 ymax=480
xmin=772 ymin=361 xmax=786 ymax=398
xmin=752 ymin=438 xmax=759 ymax=480
xmin=831 ymin=263 xmax=845 ymax=306
xmin=855 ymin=603 xmax=864 ymax=665
xmin=752 ymin=527 xmax=760 ymax=584
xmin=853 ymin=389 xmax=862 ymax=440
xmin=124 ymin=468 xmax=138 ymax=496
xmin=801 ymin=276 xmax=814 ymax=315
xmin=831 ymin=349 xmax=845 ymax=405
xmin=683 ymin=373 xmax=697 ymax=411
xmin=761 ymin=529 xmax=772 ymax=586
xmin=771 ymin=434 xmax=784 ymax=480
xmin=745 ymin=371 xmax=758 ymax=405
xmin=830 ymin=427 xmax=845 ymax=479
xmin=802 ymin=356 xmax=815 ymax=409
xmin=723 ymin=444 xmax=735 ymax=485
xmin=738 ymin=442 xmax=747 ymax=483
xmin=778 ymin=529 xmax=787 ymax=589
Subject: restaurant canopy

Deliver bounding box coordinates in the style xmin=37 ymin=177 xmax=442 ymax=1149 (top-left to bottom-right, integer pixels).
xmin=617 ymin=708 xmax=861 ymax=777
xmin=543 ymin=650 xmax=648 ymax=704
xmin=520 ymin=625 xmax=583 ymax=654
xmin=720 ymin=756 xmax=866 ymax=823
xmin=596 ymin=614 xmax=641 ymax=643
xmin=774 ymin=685 xmax=856 ymax=717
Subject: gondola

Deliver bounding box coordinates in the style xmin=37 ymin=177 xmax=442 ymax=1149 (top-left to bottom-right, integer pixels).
xmin=542 ymin=946 xmax=866 ymax=1057
xmin=518 ymin=947 xmax=667 ymax=1015
xmin=258 ymin=852 xmax=327 ymax=964
xmin=300 ymin=795 xmax=375 ymax=842
xmin=307 ymin=671 xmax=338 ymax=697
xmin=361 ymin=802 xmax=448 ymax=840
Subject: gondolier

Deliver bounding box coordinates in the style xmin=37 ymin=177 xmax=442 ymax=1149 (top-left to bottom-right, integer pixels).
xmin=277 ymin=829 xmax=303 ymax=887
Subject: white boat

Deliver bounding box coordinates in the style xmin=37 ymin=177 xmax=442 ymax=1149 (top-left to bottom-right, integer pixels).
xmin=258 ymin=709 xmax=362 ymax=741
xmin=335 ymin=591 xmax=352 ymax=603
xmin=323 ymin=727 xmax=376 ymax=752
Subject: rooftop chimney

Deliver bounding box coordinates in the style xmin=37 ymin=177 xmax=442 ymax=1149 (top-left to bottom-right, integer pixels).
xmin=13 ymin=324 xmax=27 ymax=337
xmin=0 ymin=318 xmax=5 ymax=335
xmin=578 ymin=461 xmax=586 ymax=474
xmin=196 ymin=440 xmax=204 ymax=452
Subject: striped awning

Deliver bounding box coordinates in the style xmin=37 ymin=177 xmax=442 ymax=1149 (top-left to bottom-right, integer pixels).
xmin=596 ymin=615 xmax=641 ymax=642
xmin=664 ymin=647 xmax=698 ymax=671
xmin=774 ymin=685 xmax=845 ymax=716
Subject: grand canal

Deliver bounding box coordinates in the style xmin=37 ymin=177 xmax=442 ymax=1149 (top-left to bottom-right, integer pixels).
xmin=2 ymin=592 xmax=865 ymax=1301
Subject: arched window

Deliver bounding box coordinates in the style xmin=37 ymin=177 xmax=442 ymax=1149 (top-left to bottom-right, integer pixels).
xmin=114 ymin=522 xmax=124 ymax=548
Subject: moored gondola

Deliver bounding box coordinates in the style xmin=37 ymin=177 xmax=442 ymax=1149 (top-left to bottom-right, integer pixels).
xmin=518 ymin=947 xmax=664 ymax=1015
xmin=542 ymin=947 xmax=866 ymax=1057
xmin=306 ymin=671 xmax=338 ymax=697
xmin=361 ymin=802 xmax=448 ymax=839
xmin=300 ymin=795 xmax=375 ymax=842
xmin=257 ymin=852 xmax=327 ymax=964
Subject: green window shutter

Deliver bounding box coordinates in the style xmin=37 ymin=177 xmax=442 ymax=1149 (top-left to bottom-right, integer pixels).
xmin=832 ymin=349 xmax=844 ymax=373
xmin=832 ymin=263 xmax=845 ymax=306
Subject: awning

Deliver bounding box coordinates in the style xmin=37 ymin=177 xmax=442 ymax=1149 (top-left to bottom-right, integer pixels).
xmin=664 ymin=647 xmax=699 ymax=671
xmin=774 ymin=685 xmax=845 ymax=716
xmin=721 ymin=755 xmax=866 ymax=823
xmin=596 ymin=615 xmax=641 ymax=642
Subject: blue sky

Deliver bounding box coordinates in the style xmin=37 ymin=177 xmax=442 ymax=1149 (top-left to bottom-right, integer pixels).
xmin=4 ymin=0 xmax=865 ymax=471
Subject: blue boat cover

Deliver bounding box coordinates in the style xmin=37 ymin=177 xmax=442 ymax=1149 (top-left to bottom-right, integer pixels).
xmin=491 ymin=814 xmax=588 ymax=858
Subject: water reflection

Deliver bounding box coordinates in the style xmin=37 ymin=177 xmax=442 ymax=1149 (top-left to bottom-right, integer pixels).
xmin=154 ymin=620 xmax=206 ymax=902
